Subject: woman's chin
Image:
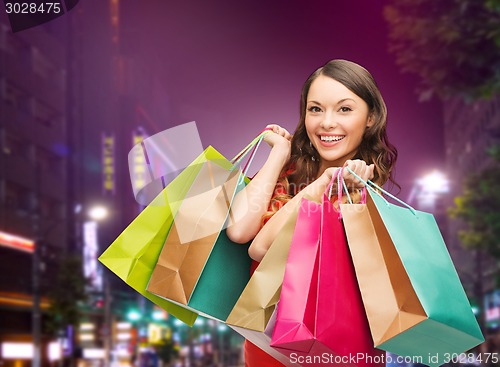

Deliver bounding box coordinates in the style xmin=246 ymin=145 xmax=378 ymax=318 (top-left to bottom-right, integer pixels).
xmin=318 ymin=153 xmax=347 ymax=166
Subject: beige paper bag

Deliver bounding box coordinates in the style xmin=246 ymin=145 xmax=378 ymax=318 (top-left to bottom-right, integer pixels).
xmin=147 ymin=161 xmax=241 ymax=304
xmin=225 ymin=201 xmax=301 ymax=331
xmin=340 ymin=197 xmax=427 ymax=346
xmin=229 ymin=306 xmax=301 ymax=366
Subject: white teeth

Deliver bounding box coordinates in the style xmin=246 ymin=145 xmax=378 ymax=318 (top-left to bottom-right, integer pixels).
xmin=320 ymin=135 xmax=344 ymax=142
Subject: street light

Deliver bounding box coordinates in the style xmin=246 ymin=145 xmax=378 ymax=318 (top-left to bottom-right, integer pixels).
xmin=80 ymin=204 xmax=111 ymax=365
xmin=408 ymin=170 xmax=450 ymax=211
xmin=88 ymin=206 xmax=109 ymax=221
xmin=418 ymin=170 xmax=449 ymax=192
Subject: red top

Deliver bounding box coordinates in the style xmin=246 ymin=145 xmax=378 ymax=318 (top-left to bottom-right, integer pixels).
xmin=244 ymin=167 xmax=295 ymax=367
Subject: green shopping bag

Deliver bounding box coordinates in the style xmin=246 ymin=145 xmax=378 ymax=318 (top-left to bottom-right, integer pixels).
xmin=146 ymin=133 xmax=266 ymax=321
xmin=341 ymin=168 xmax=484 ymax=366
xmin=98 ymin=147 xmax=232 ymax=326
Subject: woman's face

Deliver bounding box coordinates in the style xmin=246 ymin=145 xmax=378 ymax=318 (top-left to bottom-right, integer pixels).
xmin=305 ymin=75 xmax=373 ymax=170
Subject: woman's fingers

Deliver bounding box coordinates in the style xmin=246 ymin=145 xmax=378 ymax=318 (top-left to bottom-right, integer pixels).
xmin=343 ymin=160 xmax=375 ymax=187
xmin=368 ymin=164 xmax=375 ymax=180
xmin=323 ymin=167 xmax=340 ymax=181
xmin=263 ymin=124 xmax=292 ymax=160
xmin=265 ymin=124 xmax=292 ymax=140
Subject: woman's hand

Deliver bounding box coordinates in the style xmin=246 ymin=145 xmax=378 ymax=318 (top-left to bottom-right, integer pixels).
xmin=263 ymin=124 xmax=292 ymax=160
xmin=299 ymin=160 xmax=374 ymax=200
xmin=298 ymin=166 xmax=340 ymax=201
xmin=342 ymin=159 xmax=374 ymax=188
xmin=264 ymin=124 xmax=292 ymax=144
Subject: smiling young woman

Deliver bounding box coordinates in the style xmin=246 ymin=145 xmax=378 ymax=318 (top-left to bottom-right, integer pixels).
xmin=305 ymin=75 xmax=374 ymax=171
xmin=226 ymin=59 xmax=398 ymax=366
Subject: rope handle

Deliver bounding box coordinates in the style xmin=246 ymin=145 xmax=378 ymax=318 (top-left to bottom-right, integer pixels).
xmin=336 ymin=169 xmax=367 ymax=205
xmin=326 ymin=168 xmax=342 ymax=200
xmin=230 ymin=128 xmax=271 ymax=165
xmin=345 ymin=167 xmax=418 ymax=216
xmin=229 ymin=128 xmax=272 ymax=183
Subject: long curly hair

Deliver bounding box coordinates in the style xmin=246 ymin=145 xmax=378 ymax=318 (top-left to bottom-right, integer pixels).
xmin=262 ymin=60 xmax=398 ymax=224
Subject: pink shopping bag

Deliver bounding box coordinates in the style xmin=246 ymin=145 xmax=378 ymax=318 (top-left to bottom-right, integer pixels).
xmin=271 ymin=177 xmax=384 ymax=367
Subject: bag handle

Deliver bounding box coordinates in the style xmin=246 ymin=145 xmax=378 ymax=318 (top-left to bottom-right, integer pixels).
xmin=230 ymin=128 xmax=271 ymax=180
xmin=326 ymin=168 xmax=342 ymax=200
xmin=334 ymin=169 xmax=367 ymax=205
xmin=230 ymin=128 xmax=271 ymax=165
xmin=345 ymin=167 xmax=418 ymax=216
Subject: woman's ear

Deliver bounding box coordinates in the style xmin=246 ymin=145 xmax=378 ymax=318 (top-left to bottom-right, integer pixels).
xmin=366 ymin=114 xmax=375 ymax=128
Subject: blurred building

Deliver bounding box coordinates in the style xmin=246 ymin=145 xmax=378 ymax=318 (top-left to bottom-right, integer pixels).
xmin=0 ymin=9 xmax=76 ymax=367
xmin=0 ymin=1 xmax=247 ymax=365
xmin=77 ymin=1 xmax=248 ymax=365
xmin=75 ymin=0 xmax=187 ymax=365
xmin=443 ymin=95 xmax=500 ymax=345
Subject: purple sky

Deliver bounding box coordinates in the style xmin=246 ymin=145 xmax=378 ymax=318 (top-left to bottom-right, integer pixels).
xmin=129 ymin=0 xmax=444 ymax=196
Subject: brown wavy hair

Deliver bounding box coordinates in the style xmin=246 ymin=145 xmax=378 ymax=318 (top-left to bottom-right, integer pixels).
xmin=262 ymin=59 xmax=398 ymax=224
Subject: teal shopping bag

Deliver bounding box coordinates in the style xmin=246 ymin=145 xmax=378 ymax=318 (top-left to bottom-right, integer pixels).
xmin=146 ymin=133 xmax=265 ymax=321
xmin=342 ymin=168 xmax=484 ymax=367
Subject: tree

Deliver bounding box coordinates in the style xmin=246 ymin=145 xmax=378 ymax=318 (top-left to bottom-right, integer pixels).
xmin=448 ymin=146 xmax=500 ymax=333
xmin=156 ymin=339 xmax=179 ymax=366
xmin=45 ymin=255 xmax=89 ymax=335
xmin=449 ymin=145 xmax=500 ymax=264
xmin=384 ymin=0 xmax=500 ymax=101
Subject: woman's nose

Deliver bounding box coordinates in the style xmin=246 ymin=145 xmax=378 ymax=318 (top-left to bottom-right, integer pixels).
xmin=320 ymin=112 xmax=337 ymax=130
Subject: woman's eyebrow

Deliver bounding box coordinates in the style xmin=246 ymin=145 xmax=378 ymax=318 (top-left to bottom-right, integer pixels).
xmin=336 ymin=98 xmax=357 ymax=105
xmin=307 ymin=98 xmax=357 ymax=106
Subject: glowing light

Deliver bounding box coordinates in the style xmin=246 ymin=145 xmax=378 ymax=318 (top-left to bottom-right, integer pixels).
xmin=194 ymin=318 xmax=205 ymax=327
xmin=88 ymin=206 xmax=109 ymax=221
xmin=173 ymin=319 xmax=184 ymax=327
xmin=217 ymin=324 xmax=228 ymax=332
xmin=82 ymin=348 xmax=105 ymax=359
xmin=152 ymin=309 xmax=166 ymax=321
xmin=409 ymin=170 xmax=450 ymax=209
xmin=79 ymin=323 xmax=95 ymax=331
xmin=116 ymin=322 xmax=132 ymax=330
xmin=48 ymin=342 xmax=62 ymax=361
xmin=1 ymin=342 xmax=34 ymax=359
xmin=418 ymin=171 xmax=449 ymax=194
xmin=0 ymin=231 xmax=34 ymax=253
xmin=127 ymin=310 xmax=141 ymax=322
xmin=472 ymin=306 xmax=480 ymax=316
xmin=116 ymin=333 xmax=131 ymax=341
xmin=79 ymin=334 xmax=95 ymax=342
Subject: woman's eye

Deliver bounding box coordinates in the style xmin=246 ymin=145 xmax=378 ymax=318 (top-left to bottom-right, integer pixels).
xmin=339 ymin=106 xmax=352 ymax=113
xmin=307 ymin=106 xmax=322 ymax=113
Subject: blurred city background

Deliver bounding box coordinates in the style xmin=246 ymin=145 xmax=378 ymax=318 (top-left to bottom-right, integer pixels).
xmin=0 ymin=0 xmax=499 ymax=366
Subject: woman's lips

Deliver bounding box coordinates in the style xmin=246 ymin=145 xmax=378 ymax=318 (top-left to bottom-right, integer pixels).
xmin=318 ymin=134 xmax=345 ymax=146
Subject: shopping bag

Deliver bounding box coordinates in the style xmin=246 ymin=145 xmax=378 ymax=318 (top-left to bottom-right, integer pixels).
xmin=225 ymin=200 xmax=301 ymax=331
xmin=128 ymin=121 xmax=204 ymax=205
xmin=340 ymin=168 xmax=484 ymax=366
xmin=229 ymin=305 xmax=301 ymax=367
xmin=147 ymin=133 xmax=265 ymax=321
xmin=271 ymin=174 xmax=384 ymax=367
xmin=99 ymin=148 xmax=219 ymax=326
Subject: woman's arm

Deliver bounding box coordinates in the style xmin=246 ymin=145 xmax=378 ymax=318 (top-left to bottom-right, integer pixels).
xmin=248 ymin=160 xmax=375 ymax=262
xmin=226 ymin=125 xmax=292 ymax=244
xmin=247 ymin=167 xmax=336 ymax=261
